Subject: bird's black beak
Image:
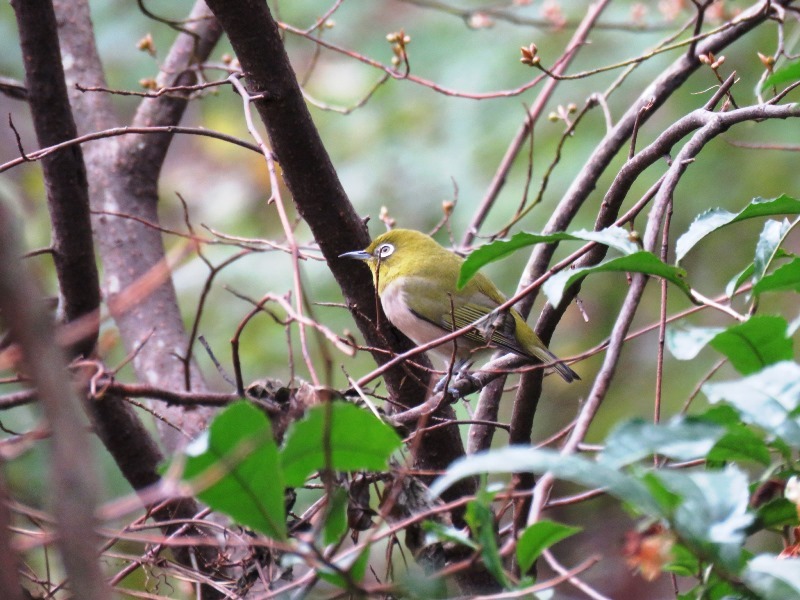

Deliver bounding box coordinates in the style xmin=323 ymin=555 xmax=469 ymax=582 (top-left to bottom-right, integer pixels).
xmin=339 ymin=250 xmax=372 ymax=261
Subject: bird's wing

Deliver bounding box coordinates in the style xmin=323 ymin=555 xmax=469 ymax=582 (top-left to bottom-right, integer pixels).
xmin=449 ymin=304 xmax=580 ymax=381
xmin=401 ymin=274 xmax=529 ymax=356
xmin=440 ymin=302 xmax=529 ymax=356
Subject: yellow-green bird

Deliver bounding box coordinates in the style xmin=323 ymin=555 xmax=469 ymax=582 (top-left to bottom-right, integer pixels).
xmin=340 ymin=229 xmax=578 ymax=383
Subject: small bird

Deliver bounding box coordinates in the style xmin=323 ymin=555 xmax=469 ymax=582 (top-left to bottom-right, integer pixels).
xmin=340 ymin=229 xmax=578 ymax=384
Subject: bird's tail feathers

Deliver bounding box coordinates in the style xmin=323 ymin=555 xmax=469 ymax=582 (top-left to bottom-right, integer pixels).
xmin=533 ymin=347 xmax=580 ymax=383
xmin=551 ymin=360 xmax=580 ymax=383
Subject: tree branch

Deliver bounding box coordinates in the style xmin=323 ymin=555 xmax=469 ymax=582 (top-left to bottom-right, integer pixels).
xmin=0 ymin=75 xmax=27 ymax=101
xmin=57 ymin=0 xmax=223 ymax=451
xmin=53 ymin=3 xmax=229 ymax=596
xmin=0 ymin=200 xmax=108 ymax=600
xmin=0 ymin=470 xmax=24 ymax=600
xmin=202 ymin=0 xmax=475 ymax=495
xmin=201 ymin=0 xmax=487 ymax=589
xmin=518 ymin=0 xmax=789 ymax=313
xmin=13 ymin=0 xmax=100 ymax=358
xmin=467 ymin=0 xmax=610 ymax=454
xmin=508 ymin=0 xmax=794 ymax=532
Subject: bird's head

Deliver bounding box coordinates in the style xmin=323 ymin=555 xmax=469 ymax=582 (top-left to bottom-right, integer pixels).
xmin=339 ymin=229 xmax=456 ymax=293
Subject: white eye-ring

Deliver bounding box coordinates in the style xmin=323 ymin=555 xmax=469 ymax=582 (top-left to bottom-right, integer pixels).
xmin=375 ymin=243 xmax=395 ymax=258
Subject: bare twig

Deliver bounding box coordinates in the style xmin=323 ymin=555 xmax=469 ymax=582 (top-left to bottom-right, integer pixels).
xmin=0 ymin=125 xmax=261 ymax=175
xmin=463 ymin=0 xmax=611 ymax=246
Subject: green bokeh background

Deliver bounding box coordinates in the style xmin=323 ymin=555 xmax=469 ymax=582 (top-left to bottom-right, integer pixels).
xmin=1 ymin=1 xmax=798 ymax=597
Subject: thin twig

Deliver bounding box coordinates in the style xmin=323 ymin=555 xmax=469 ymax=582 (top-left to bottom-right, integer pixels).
xmin=0 ymin=125 xmax=261 ymax=175
xmin=228 ymin=73 xmax=321 ymax=387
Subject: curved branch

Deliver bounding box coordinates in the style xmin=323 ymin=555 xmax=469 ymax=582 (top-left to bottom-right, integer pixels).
xmin=467 ymin=0 xmax=610 ymax=454
xmin=505 ymin=0 xmax=794 ymax=526
xmin=53 ymin=3 xmax=229 ymax=596
xmin=463 ymin=0 xmax=611 ymax=246
xmin=518 ymin=0 xmax=789 ymax=313
xmin=0 ymin=75 xmax=27 ymax=101
xmin=0 ymin=125 xmax=261 ymax=175
xmin=525 ymin=99 xmax=800 ymax=527
xmin=57 ymin=0 xmax=223 ymax=452
xmin=202 ymin=0 xmax=487 ymax=589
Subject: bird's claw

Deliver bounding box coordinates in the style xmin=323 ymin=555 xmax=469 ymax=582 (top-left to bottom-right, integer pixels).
xmin=433 ymin=361 xmax=478 ymax=399
xmin=432 ymin=375 xmax=457 ymax=397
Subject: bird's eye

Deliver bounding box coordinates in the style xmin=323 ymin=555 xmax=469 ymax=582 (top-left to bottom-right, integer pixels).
xmin=376 ymin=243 xmax=395 ymax=258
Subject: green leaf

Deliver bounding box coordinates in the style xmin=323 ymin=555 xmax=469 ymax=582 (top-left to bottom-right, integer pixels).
xmin=430 ymin=444 xmax=757 ymax=573
xmin=698 ymin=404 xmax=742 ymax=425
xmin=459 ymin=232 xmax=574 ymax=288
xmin=458 ymin=226 xmax=640 ymax=288
xmin=744 ymin=555 xmax=800 ymax=600
xmin=429 ymin=447 xmax=663 ymax=516
xmin=703 ymin=362 xmax=800 ymax=446
xmin=771 ymin=436 xmax=795 ymax=462
xmin=654 ymin=467 xmax=752 ymax=570
xmin=708 ymin=426 xmax=771 ymax=466
xmin=704 ymin=576 xmax=742 ymax=600
xmin=516 ymin=520 xmax=581 ymax=573
xmin=666 ymin=326 xmax=724 ymax=360
xmin=466 ymin=489 xmax=508 ymax=586
xmin=322 ymin=487 xmax=349 ymax=545
xmin=432 ymin=450 xmax=754 ymax=572
xmin=349 ymin=546 xmax=372 ymax=584
xmin=281 ymin=402 xmax=403 ymax=487
xmin=181 ymin=401 xmax=286 ymax=540
xmin=542 ymin=251 xmax=691 ymax=307
xmin=726 ymin=262 xmax=755 ymax=297
xmin=754 ymin=257 xmax=800 ymax=295
xmin=675 ymin=195 xmax=800 ymax=263
xmin=600 ymin=418 xmax=725 ymax=468
xmin=668 ymin=316 xmax=793 ymax=373
xmin=763 ymin=59 xmax=800 ymax=90
xmin=422 ymin=521 xmax=479 ymax=550
xmin=663 ymin=542 xmax=700 ymax=577
xmin=709 ymin=316 xmax=793 ymax=375
xmin=640 ymin=472 xmax=683 ymax=512
xmin=754 ymin=219 xmax=791 ymax=282
xmin=755 ymin=498 xmax=800 ymax=530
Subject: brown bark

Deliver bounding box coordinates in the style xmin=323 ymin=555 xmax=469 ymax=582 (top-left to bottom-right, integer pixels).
xmin=202 ymin=0 xmax=472 ymax=487
xmin=0 ymin=201 xmax=107 ymax=600
xmin=202 ymin=0 xmax=486 ymax=589
xmin=13 ymin=0 xmax=100 ymax=358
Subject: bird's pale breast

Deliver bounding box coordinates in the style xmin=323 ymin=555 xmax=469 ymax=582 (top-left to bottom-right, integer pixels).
xmin=380 ymin=278 xmax=465 ymax=363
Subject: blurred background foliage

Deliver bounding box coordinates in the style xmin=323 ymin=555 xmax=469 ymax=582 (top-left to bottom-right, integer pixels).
xmin=0 ymin=0 xmax=798 ymax=597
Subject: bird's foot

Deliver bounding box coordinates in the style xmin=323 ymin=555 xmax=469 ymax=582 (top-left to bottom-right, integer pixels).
xmin=432 ymin=377 xmax=460 ymax=399
xmin=433 ymin=360 xmax=477 ymax=399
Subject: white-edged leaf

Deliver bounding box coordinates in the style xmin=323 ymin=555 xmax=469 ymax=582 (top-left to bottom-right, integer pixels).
xmin=754 ymin=219 xmax=791 ymax=282
xmin=675 ymin=195 xmax=800 ymax=263
xmin=703 ymin=361 xmax=800 ymax=446
xmin=744 ymin=555 xmax=800 ymax=600
xmin=429 ymin=447 xmax=662 ymax=515
xmin=600 ymin=418 xmax=725 ymax=468
xmin=543 ymin=251 xmax=690 ymax=306
xmin=754 ymin=257 xmax=800 ymax=295
xmin=458 ymin=226 xmax=639 ymax=288
xmin=666 ymin=326 xmax=724 ymax=360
